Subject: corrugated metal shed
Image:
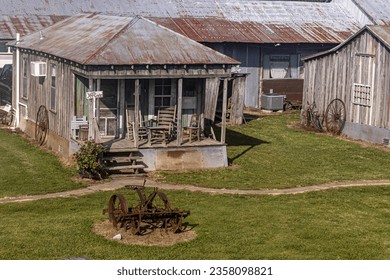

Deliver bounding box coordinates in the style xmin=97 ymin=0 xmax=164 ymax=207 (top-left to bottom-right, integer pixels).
xmin=0 ymin=0 xmax=375 ymax=44
xmin=13 ymin=14 xmax=240 ymax=66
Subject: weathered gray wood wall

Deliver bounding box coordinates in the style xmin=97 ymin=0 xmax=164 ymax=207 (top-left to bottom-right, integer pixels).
xmin=19 ymin=52 xmax=76 ymax=141
xmin=303 ymin=30 xmax=390 ymax=129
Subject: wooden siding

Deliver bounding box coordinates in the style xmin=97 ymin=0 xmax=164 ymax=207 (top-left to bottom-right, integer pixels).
xmin=303 ymin=30 xmax=390 ymax=129
xmin=262 ymin=79 xmax=303 ymax=105
xmin=19 ymin=52 xmax=76 ymax=142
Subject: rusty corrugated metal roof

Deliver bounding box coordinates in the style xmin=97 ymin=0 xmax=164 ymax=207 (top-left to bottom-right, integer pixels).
xmin=303 ymin=25 xmax=390 ymax=61
xmin=0 ymin=0 xmax=376 ymax=44
xmin=367 ymin=25 xmax=390 ymax=48
xmin=13 ymin=14 xmax=240 ymax=66
xmin=152 ymin=17 xmax=360 ymax=43
xmin=0 ymin=15 xmax=67 ymax=40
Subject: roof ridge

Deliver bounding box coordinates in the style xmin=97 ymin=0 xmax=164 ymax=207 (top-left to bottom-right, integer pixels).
xmin=83 ymin=14 xmax=141 ymax=64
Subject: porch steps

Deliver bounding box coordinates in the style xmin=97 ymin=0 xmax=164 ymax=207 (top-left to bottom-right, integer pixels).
xmin=101 ymin=150 xmax=147 ymax=175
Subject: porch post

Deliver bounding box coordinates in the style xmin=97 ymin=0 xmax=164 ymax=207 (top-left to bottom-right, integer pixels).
xmin=176 ymin=78 xmax=183 ymax=145
xmin=221 ymin=78 xmax=228 ymax=144
xmin=119 ymin=80 xmax=125 ymax=138
xmin=88 ymin=78 xmax=94 ymax=140
xmin=134 ymin=79 xmax=140 ymax=148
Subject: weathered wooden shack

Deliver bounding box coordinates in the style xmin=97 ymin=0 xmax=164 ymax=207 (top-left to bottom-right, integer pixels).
xmin=10 ymin=13 xmax=244 ymax=171
xmin=302 ymin=25 xmax=390 ymax=144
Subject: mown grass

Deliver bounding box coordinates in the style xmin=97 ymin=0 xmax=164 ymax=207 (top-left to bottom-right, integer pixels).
xmin=0 ymin=186 xmax=389 ymax=260
xmin=1 ymin=116 xmax=390 ymax=260
xmin=0 ymin=129 xmax=85 ymax=198
xmin=160 ymin=113 xmax=390 ymax=189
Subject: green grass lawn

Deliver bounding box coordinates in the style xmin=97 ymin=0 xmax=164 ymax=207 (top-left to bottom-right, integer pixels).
xmin=160 ymin=113 xmax=390 ymax=189
xmin=0 ymin=186 xmax=389 ymax=260
xmin=1 ymin=114 xmax=390 ymax=260
xmin=0 ymin=129 xmax=85 ymax=198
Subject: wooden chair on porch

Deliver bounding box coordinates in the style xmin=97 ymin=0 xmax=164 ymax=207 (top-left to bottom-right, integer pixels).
xmin=126 ymin=106 xmax=148 ymax=142
xmin=148 ymin=105 xmax=176 ymax=145
xmin=181 ymin=114 xmax=201 ymax=143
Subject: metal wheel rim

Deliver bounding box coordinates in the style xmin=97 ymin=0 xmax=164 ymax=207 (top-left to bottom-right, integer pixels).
xmin=108 ymin=194 xmax=128 ymax=228
xmin=171 ymin=216 xmax=183 ymax=233
xmin=284 ymin=101 xmax=293 ymax=111
xmin=325 ymin=98 xmax=346 ymax=135
xmin=304 ymin=109 xmax=312 ymax=127
xmin=35 ymin=105 xmax=49 ymax=145
xmin=311 ymin=114 xmax=323 ymax=132
xmin=130 ymin=215 xmax=141 ymax=235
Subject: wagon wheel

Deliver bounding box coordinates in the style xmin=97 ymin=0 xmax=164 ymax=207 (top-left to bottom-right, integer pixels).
xmin=130 ymin=214 xmax=141 ymax=235
xmin=108 ymin=194 xmax=128 ymax=228
xmin=35 ymin=105 xmax=49 ymax=145
xmin=170 ymin=215 xmax=184 ymax=233
xmin=311 ymin=112 xmax=323 ymax=132
xmin=302 ymin=108 xmax=312 ymax=127
xmin=284 ymin=101 xmax=293 ymax=111
xmin=157 ymin=191 xmax=171 ymax=211
xmin=325 ymin=98 xmax=346 ymax=135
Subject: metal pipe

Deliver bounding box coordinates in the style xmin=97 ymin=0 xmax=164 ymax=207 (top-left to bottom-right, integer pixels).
xmin=14 ymin=33 xmax=20 ymax=127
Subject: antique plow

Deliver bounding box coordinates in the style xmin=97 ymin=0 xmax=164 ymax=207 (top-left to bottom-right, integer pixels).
xmin=104 ymin=180 xmax=190 ymax=235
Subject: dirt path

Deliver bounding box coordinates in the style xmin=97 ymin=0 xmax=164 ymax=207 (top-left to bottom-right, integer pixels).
xmin=1 ymin=177 xmax=390 ymax=204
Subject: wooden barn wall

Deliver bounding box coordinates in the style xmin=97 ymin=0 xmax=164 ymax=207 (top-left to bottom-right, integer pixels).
xmin=303 ymin=30 xmax=390 ymax=129
xmin=22 ymin=53 xmax=75 ymax=141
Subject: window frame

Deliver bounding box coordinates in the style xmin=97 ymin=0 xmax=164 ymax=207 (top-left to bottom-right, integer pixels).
xmin=21 ymin=58 xmax=28 ymax=99
xmin=352 ymin=83 xmax=372 ymax=107
xmin=154 ymin=78 xmax=173 ymax=115
xmin=50 ymin=63 xmax=57 ymax=112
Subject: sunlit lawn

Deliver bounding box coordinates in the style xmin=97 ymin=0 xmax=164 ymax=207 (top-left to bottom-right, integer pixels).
xmin=160 ymin=113 xmax=390 ymax=189
xmin=0 ymin=186 xmax=389 ymax=260
xmin=0 ymin=129 xmax=85 ymax=198
xmin=1 ymin=113 xmax=390 ymax=260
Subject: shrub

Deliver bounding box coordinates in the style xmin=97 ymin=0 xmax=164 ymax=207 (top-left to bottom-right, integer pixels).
xmin=73 ymin=140 xmax=105 ymax=179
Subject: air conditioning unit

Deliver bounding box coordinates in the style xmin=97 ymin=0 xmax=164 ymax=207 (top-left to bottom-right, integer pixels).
xmin=31 ymin=61 xmax=47 ymax=77
xmin=261 ymin=93 xmax=284 ymax=111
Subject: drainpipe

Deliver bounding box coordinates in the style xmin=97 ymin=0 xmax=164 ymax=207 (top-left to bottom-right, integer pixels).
xmin=14 ymin=33 xmax=20 ymax=127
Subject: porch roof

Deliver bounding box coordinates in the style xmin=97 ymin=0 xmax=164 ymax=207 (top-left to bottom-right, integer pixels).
xmin=12 ymin=13 xmax=239 ymax=66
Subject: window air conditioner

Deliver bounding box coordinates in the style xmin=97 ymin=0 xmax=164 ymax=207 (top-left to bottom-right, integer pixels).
xmin=31 ymin=61 xmax=47 ymax=77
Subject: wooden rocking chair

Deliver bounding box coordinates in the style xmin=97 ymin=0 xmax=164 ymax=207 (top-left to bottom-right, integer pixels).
xmin=148 ymin=106 xmax=176 ymax=145
xmin=182 ymin=114 xmax=201 ymax=143
xmin=126 ymin=106 xmax=148 ymax=142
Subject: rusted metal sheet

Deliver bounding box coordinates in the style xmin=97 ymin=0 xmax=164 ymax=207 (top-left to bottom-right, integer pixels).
xmin=151 ymin=17 xmax=360 ymax=44
xmin=0 ymin=15 xmax=67 ymax=39
xmin=0 ymin=0 xmax=375 ymax=44
xmin=368 ymin=25 xmax=390 ymax=49
xmin=13 ymin=14 xmax=240 ymax=66
xmin=303 ymin=25 xmax=390 ymax=61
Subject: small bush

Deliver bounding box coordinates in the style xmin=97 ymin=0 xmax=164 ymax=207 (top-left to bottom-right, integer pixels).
xmin=73 ymin=140 xmax=105 ymax=179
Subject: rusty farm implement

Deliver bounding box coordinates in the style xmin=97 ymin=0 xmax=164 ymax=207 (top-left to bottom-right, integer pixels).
xmin=104 ymin=180 xmax=190 ymax=235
